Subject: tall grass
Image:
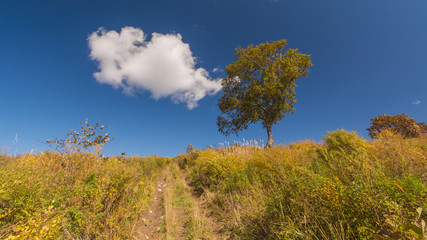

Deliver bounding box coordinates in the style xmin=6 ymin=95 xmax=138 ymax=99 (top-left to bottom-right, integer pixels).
xmin=178 ymin=130 xmax=427 ymax=239
xmin=0 ymin=152 xmax=169 ymax=239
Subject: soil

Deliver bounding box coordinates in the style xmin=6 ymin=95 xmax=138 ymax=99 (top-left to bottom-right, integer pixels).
xmin=135 ymin=167 xmax=227 ymax=240
xmin=135 ymin=171 xmax=167 ymax=240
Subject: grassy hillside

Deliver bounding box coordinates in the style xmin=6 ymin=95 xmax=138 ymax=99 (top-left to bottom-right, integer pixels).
xmin=0 ymin=153 xmax=169 ymax=239
xmin=178 ymin=130 xmax=427 ymax=239
xmin=1 ymin=129 xmax=426 ymax=239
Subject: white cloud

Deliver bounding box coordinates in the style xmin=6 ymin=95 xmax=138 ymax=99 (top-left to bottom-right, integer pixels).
xmin=13 ymin=134 xmax=18 ymax=145
xmin=412 ymin=100 xmax=421 ymax=105
xmin=212 ymin=67 xmax=221 ymax=73
xmin=88 ymin=27 xmax=222 ymax=109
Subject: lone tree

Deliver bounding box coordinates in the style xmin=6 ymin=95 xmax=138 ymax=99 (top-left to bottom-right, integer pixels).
xmin=367 ymin=113 xmax=427 ymax=139
xmin=217 ymin=39 xmax=312 ymax=147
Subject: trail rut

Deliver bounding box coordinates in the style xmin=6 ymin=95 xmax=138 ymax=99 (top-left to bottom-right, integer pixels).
xmin=135 ymin=171 xmax=167 ymax=240
xmin=136 ymin=164 xmax=226 ymax=240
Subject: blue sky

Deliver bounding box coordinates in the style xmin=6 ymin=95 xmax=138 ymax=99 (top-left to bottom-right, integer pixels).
xmin=1 ymin=0 xmax=426 ymax=157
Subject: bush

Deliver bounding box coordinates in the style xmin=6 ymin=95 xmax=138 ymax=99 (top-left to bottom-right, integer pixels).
xmin=46 ymin=119 xmax=113 ymax=156
xmin=316 ymin=129 xmax=368 ymax=183
xmin=367 ymin=113 xmax=426 ymax=139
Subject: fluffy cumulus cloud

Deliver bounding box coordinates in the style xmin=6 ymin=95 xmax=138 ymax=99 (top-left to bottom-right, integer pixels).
xmin=88 ymin=27 xmax=222 ymax=109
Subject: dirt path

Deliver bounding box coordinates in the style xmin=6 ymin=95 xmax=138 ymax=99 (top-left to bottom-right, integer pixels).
xmin=163 ymin=164 xmax=227 ymax=240
xmin=135 ymin=171 xmax=167 ymax=240
xmin=135 ymin=164 xmax=227 ymax=240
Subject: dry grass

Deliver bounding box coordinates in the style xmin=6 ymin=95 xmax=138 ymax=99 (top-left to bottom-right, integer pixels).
xmin=162 ymin=163 xmax=220 ymax=240
xmin=0 ymin=152 xmax=169 ymax=239
xmin=1 ymin=129 xmax=425 ymax=239
xmin=163 ymin=165 xmax=177 ymax=239
xmin=180 ymin=130 xmax=427 ymax=239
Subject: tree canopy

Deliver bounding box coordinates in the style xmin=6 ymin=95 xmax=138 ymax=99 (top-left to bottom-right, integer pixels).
xmin=217 ymin=39 xmax=312 ymax=147
xmin=367 ymin=113 xmax=427 ymax=139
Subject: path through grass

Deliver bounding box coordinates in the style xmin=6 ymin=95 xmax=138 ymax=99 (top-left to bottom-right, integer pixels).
xmin=152 ymin=163 xmax=224 ymax=240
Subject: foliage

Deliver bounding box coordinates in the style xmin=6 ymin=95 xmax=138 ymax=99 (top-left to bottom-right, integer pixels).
xmin=419 ymin=122 xmax=427 ymax=133
xmin=217 ymin=39 xmax=312 ymax=147
xmin=186 ymin=144 xmax=195 ymax=154
xmin=367 ymin=113 xmax=427 ymax=139
xmin=381 ymin=203 xmax=427 ymax=239
xmin=317 ymin=130 xmax=368 ymax=183
xmin=0 ymin=153 xmax=168 ymax=239
xmin=46 ymin=119 xmax=114 ymax=156
xmin=183 ymin=130 xmax=427 ymax=239
xmin=3 ymin=126 xmax=427 ymax=239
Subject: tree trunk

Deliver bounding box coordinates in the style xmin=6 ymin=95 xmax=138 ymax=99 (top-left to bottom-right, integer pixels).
xmin=266 ymin=125 xmax=273 ymax=148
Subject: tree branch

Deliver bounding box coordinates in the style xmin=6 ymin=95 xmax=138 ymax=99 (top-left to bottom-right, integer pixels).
xmin=256 ymin=100 xmax=267 ymax=112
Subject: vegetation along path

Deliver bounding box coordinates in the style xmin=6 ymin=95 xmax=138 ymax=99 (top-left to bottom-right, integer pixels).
xmin=136 ymin=163 xmax=225 ymax=240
